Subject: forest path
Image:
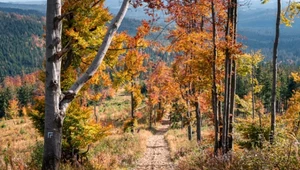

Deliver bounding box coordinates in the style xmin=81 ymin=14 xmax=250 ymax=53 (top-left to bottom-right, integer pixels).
xmin=134 ymin=119 xmax=174 ymax=170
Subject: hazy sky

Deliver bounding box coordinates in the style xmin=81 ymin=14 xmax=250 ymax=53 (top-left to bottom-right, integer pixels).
xmin=0 ymin=0 xmax=43 ymax=1
xmin=0 ymin=0 xmax=291 ymax=9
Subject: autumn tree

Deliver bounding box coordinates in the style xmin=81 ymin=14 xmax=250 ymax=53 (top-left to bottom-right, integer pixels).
xmin=165 ymin=0 xmax=214 ymax=142
xmin=113 ymin=21 xmax=150 ymax=120
xmin=43 ymin=0 xmax=130 ymax=169
xmin=236 ymin=52 xmax=263 ymax=120
xmin=147 ymin=61 xmax=179 ymax=128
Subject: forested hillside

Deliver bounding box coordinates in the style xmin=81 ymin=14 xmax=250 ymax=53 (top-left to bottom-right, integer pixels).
xmin=0 ymin=5 xmax=141 ymax=78
xmin=0 ymin=8 xmax=44 ymax=77
xmin=1 ymin=2 xmax=300 ymax=79
xmin=239 ymin=9 xmax=300 ymax=63
xmin=0 ymin=2 xmax=46 ymax=14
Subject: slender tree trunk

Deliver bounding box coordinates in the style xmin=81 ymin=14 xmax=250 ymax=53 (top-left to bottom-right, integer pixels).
xmin=211 ymin=0 xmax=219 ymax=155
xmin=43 ymin=1 xmax=63 ymax=169
xmin=131 ymin=81 xmax=134 ymax=118
xmin=94 ymin=102 xmax=98 ymax=123
xmin=187 ymin=100 xmax=192 ymax=141
xmin=43 ymin=0 xmax=130 ymax=169
xmin=149 ymin=105 xmax=153 ymax=129
xmin=229 ymin=60 xmax=236 ymax=151
xmin=222 ymin=0 xmax=232 ymax=154
xmin=195 ymin=100 xmax=201 ymax=142
xmin=271 ymin=0 xmax=281 ymax=144
xmin=226 ymin=58 xmax=232 ymax=152
xmin=251 ymin=62 xmax=255 ymax=120
xmin=228 ymin=0 xmax=237 ymax=151
xmin=218 ymin=100 xmax=222 ymax=149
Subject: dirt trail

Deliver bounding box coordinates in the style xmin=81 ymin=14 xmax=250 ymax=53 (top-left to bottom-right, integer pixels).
xmin=134 ymin=119 xmax=174 ymax=170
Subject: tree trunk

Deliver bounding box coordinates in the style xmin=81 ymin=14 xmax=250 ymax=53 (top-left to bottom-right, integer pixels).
xmin=187 ymin=100 xmax=192 ymax=141
xmin=211 ymin=0 xmax=219 ymax=155
xmin=228 ymin=0 xmax=237 ymax=151
xmin=251 ymin=61 xmax=255 ymax=120
xmin=131 ymin=88 xmax=134 ymax=118
xmin=149 ymin=105 xmax=153 ymax=129
xmin=222 ymin=0 xmax=232 ymax=154
xmin=229 ymin=60 xmax=236 ymax=151
xmin=218 ymin=100 xmax=222 ymax=149
xmin=195 ymin=100 xmax=201 ymax=142
xmin=43 ymin=0 xmax=130 ymax=169
xmin=43 ymin=1 xmax=63 ymax=169
xmin=94 ymin=102 xmax=98 ymax=123
xmin=271 ymin=0 xmax=281 ymax=144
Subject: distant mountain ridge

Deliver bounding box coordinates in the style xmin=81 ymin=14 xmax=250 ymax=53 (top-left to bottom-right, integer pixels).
xmin=0 ymin=7 xmax=44 ymax=77
xmin=0 ymin=5 xmax=142 ymax=77
xmin=0 ymin=2 xmax=45 ymax=13
xmin=0 ymin=1 xmax=300 ymax=78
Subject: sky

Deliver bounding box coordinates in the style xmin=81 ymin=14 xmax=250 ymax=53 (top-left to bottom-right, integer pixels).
xmin=0 ymin=0 xmax=43 ymax=1
xmin=0 ymin=0 xmax=292 ymax=9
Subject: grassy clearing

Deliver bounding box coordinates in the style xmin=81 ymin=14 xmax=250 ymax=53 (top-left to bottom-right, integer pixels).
xmin=98 ymin=89 xmax=131 ymax=123
xmin=89 ymin=130 xmax=151 ymax=169
xmin=0 ymin=90 xmax=151 ymax=169
xmin=0 ymin=117 xmax=42 ymax=169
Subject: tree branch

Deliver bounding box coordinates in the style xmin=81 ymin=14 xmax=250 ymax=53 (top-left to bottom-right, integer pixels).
xmin=59 ymin=0 xmax=130 ymax=110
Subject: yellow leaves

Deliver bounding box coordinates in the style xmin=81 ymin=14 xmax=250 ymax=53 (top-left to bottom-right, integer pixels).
xmin=261 ymin=0 xmax=270 ymax=4
xmin=89 ymin=93 xmax=102 ymax=101
xmin=6 ymin=99 xmax=19 ymax=118
xmin=281 ymin=12 xmax=293 ymax=27
xmin=237 ymin=51 xmax=264 ymax=77
xmin=282 ymin=1 xmax=300 ymax=27
xmin=61 ymin=66 xmax=77 ymax=91
xmin=284 ymin=90 xmax=300 ymax=135
xmin=291 ymin=72 xmax=300 ymax=83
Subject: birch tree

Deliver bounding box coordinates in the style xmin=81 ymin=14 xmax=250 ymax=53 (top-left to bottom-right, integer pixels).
xmin=43 ymin=0 xmax=130 ymax=169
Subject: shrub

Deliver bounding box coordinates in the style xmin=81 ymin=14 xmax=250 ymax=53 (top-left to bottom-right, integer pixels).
xmin=28 ymin=141 xmax=44 ymax=169
xmin=235 ymin=117 xmax=270 ymax=149
xmin=123 ymin=118 xmax=138 ymax=132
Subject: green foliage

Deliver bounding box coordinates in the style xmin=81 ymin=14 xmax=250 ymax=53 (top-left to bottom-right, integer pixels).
xmin=0 ymin=87 xmax=13 ymax=118
xmin=29 ymin=97 xmax=108 ymax=159
xmin=123 ymin=118 xmax=138 ymax=133
xmin=170 ymin=102 xmax=186 ymax=129
xmin=236 ymin=117 xmax=270 ymax=149
xmin=62 ymin=100 xmax=108 ymax=150
xmin=0 ymin=123 xmax=6 ymax=128
xmin=29 ymin=141 xmax=44 ymax=169
xmin=17 ymin=85 xmax=34 ymax=108
xmin=19 ymin=128 xmax=26 ymax=134
xmin=28 ymin=98 xmax=44 ymax=136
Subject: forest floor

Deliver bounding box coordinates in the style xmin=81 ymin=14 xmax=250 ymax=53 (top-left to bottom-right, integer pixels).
xmin=134 ymin=118 xmax=174 ymax=170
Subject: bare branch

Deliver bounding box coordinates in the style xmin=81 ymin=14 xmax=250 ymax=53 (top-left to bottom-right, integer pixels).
xmin=59 ymin=0 xmax=130 ymax=109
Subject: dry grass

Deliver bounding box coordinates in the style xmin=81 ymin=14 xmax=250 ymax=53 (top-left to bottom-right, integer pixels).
xmin=89 ymin=130 xmax=152 ymax=170
xmin=99 ymin=89 xmax=131 ymax=120
xmin=0 ymin=117 xmax=42 ymax=169
xmin=0 ymin=89 xmax=150 ymax=170
xmin=165 ymin=127 xmax=214 ymax=161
